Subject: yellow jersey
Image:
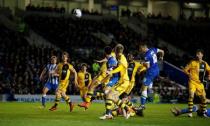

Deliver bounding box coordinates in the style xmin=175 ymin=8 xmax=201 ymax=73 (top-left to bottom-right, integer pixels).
xmin=97 ymin=52 xmax=116 ymax=77
xmin=128 ymin=61 xmax=146 ymax=82
xmin=77 ymin=71 xmax=92 ymax=88
xmin=111 ymin=53 xmax=129 ymax=83
xmin=57 ymin=63 xmax=73 ymax=84
xmin=184 ymin=59 xmax=210 ymax=83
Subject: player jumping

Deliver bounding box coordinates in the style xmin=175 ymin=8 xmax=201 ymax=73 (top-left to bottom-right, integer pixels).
xmin=137 ymin=41 xmax=164 ymax=113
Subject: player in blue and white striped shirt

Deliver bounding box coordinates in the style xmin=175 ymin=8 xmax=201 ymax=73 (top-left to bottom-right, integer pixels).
xmin=39 ymin=55 xmax=59 ymax=108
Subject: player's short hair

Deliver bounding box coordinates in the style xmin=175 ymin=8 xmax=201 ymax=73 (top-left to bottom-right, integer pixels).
xmin=62 ymin=51 xmax=69 ymax=58
xmin=51 ymin=55 xmax=57 ymax=60
xmin=79 ymin=63 xmax=88 ymax=70
xmin=61 ymin=51 xmax=70 ymax=62
xmin=104 ymin=46 xmax=112 ymax=55
xmin=115 ymin=44 xmax=124 ymax=54
xmin=196 ymin=49 xmax=204 ymax=54
xmin=81 ymin=63 xmax=88 ymax=67
xmin=139 ymin=39 xmax=148 ymax=47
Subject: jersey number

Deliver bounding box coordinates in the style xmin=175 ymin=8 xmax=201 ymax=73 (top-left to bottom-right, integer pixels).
xmin=152 ymin=53 xmax=157 ymax=64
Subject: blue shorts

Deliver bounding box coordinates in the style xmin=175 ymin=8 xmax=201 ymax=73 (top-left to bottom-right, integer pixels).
xmin=44 ymin=82 xmax=58 ymax=91
xmin=143 ymin=71 xmax=159 ymax=86
xmin=106 ymin=76 xmax=119 ymax=87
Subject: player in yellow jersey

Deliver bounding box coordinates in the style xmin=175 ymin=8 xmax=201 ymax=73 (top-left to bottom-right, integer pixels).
xmin=77 ymin=63 xmax=92 ymax=102
xmin=78 ymin=62 xmax=107 ymax=109
xmin=49 ymin=52 xmax=78 ymax=112
xmin=184 ymin=49 xmax=210 ymax=117
xmin=118 ymin=53 xmax=146 ymax=113
xmin=125 ymin=53 xmax=146 ymax=95
xmin=100 ymin=44 xmax=132 ymax=120
xmin=78 ymin=47 xmax=115 ymax=109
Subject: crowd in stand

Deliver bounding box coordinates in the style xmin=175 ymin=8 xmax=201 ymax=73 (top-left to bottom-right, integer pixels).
xmin=0 ymin=25 xmax=89 ymax=95
xmin=0 ymin=25 xmax=43 ymax=95
xmin=148 ymin=18 xmax=210 ymax=65
xmin=24 ymin=14 xmax=142 ymax=54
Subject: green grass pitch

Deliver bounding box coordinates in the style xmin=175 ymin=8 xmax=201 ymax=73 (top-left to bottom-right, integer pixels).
xmin=0 ymin=102 xmax=209 ymax=126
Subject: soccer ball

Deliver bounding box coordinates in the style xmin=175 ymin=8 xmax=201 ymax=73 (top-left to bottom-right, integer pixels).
xmin=73 ymin=9 xmax=82 ymax=18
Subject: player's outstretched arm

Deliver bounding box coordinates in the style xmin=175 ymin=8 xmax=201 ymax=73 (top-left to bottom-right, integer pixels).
xmin=70 ymin=66 xmax=78 ymax=87
xmin=39 ymin=67 xmax=47 ymax=81
xmin=206 ymin=99 xmax=210 ymax=103
xmin=183 ymin=61 xmax=191 ymax=76
xmin=109 ymin=64 xmax=124 ymax=75
xmin=88 ymin=73 xmax=92 ymax=87
xmin=143 ymin=61 xmax=150 ymax=69
xmin=94 ymin=58 xmax=107 ymax=63
xmin=137 ymin=62 xmax=146 ymax=72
